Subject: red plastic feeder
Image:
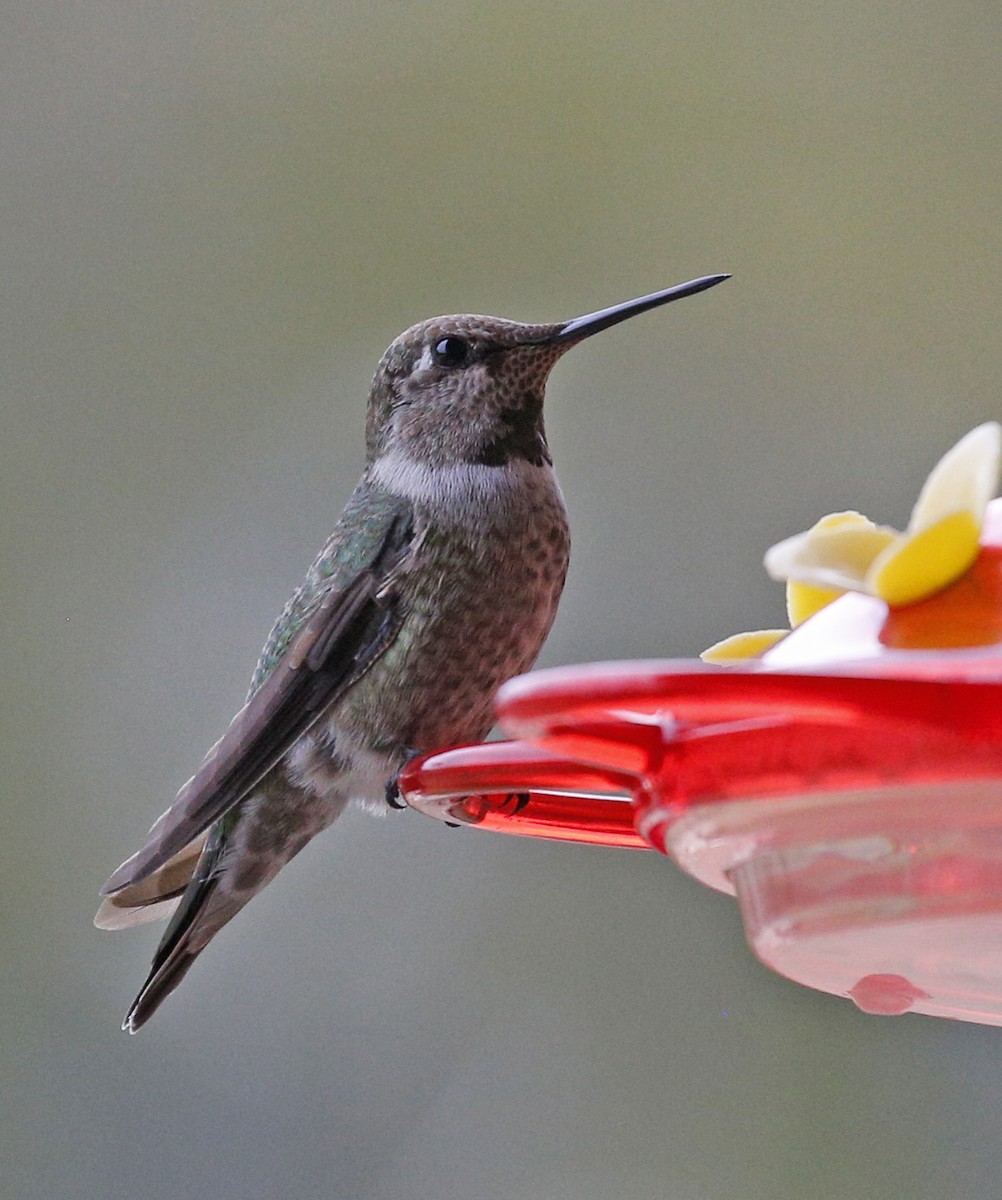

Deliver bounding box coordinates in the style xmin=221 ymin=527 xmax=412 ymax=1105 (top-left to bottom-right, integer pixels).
xmin=400 ymin=506 xmax=1002 ymax=1026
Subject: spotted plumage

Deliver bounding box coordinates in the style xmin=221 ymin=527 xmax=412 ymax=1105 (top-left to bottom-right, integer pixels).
xmin=96 ymin=274 xmax=728 ymax=1031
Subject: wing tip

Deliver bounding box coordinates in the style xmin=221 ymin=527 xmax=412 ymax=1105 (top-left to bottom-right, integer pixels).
xmin=101 ymin=856 xmax=141 ymax=896
xmin=94 ymin=894 xmax=183 ymax=931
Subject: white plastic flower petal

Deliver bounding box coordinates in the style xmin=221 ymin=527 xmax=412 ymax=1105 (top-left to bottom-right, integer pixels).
xmin=907 ymin=421 xmax=1001 ymax=535
xmin=765 ymin=511 xmax=899 ymax=593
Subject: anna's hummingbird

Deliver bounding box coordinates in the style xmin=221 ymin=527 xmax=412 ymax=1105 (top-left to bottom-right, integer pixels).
xmin=96 ymin=273 xmax=729 ymax=1031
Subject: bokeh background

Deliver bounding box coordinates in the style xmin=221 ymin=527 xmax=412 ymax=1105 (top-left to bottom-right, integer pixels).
xmin=3 ymin=2 xmax=1000 ymax=1197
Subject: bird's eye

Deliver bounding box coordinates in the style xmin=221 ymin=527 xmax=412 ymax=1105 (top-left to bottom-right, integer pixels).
xmin=431 ymin=336 xmax=472 ymax=368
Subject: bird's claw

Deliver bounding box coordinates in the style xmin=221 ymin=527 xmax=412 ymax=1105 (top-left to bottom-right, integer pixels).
xmin=385 ymin=749 xmax=420 ymax=810
xmin=503 ymin=791 xmax=531 ymax=814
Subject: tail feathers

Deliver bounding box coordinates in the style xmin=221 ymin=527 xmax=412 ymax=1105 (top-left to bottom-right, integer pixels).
xmin=94 ymin=835 xmax=207 ymax=930
xmin=124 ymin=945 xmax=201 ymax=1034
xmin=114 ymin=781 xmax=350 ymax=1031
xmin=122 ymin=856 xmax=243 ymax=1034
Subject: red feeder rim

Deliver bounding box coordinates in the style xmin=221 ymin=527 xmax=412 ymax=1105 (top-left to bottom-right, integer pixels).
xmin=401 ymin=660 xmax=1002 ymax=841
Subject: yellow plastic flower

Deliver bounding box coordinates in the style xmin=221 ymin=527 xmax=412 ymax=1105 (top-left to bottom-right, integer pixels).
xmin=766 ymin=422 xmax=1000 ymax=606
xmin=701 ymin=422 xmax=1002 ymax=664
xmin=700 ymin=628 xmax=789 ymax=664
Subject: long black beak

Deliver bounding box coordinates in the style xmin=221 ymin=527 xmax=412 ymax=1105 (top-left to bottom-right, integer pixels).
xmin=549 ymin=273 xmax=730 ymax=344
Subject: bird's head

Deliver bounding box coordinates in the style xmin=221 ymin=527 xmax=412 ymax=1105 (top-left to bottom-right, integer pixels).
xmin=365 ymin=274 xmax=729 ymax=469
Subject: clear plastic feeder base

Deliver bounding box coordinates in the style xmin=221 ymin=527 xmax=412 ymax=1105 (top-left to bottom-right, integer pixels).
xmin=663 ymin=779 xmax=1002 ymax=1023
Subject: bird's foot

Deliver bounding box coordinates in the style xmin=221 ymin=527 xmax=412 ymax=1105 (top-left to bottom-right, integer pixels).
xmin=502 ymin=791 xmax=531 ymax=814
xmin=385 ymin=749 xmax=420 ymax=810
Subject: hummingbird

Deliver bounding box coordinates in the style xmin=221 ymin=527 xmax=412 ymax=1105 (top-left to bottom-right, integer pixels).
xmin=96 ymin=273 xmax=729 ymax=1031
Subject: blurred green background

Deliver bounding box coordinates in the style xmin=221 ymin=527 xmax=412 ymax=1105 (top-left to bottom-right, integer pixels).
xmin=3 ymin=2 xmax=1000 ymax=1197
